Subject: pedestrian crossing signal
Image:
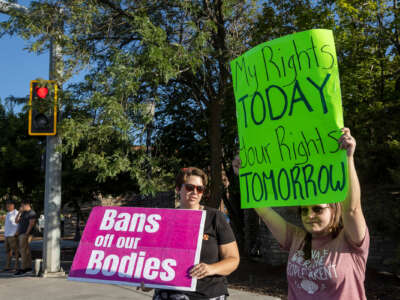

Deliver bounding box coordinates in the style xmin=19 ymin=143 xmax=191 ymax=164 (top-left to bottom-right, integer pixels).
xmin=28 ymin=80 xmax=58 ymax=136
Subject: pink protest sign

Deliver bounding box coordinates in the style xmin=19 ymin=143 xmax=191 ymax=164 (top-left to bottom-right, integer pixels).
xmin=68 ymin=206 xmax=206 ymax=291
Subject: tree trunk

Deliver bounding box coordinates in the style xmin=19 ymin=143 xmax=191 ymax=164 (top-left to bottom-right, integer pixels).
xmin=207 ymin=99 xmax=223 ymax=208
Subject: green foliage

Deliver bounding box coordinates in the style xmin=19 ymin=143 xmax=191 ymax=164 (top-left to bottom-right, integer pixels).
xmin=333 ymin=0 xmax=400 ymax=183
xmin=252 ymin=0 xmax=400 ymax=183
xmin=1 ymin=0 xmax=259 ymax=203
xmin=0 ymin=100 xmax=45 ymax=209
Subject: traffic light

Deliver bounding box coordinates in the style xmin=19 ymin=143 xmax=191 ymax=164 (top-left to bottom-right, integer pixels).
xmin=29 ymin=80 xmax=58 ymax=136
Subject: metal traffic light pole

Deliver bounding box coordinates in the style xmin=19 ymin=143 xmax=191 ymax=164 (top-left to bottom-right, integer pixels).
xmin=0 ymin=0 xmax=64 ymax=276
xmin=42 ymin=34 xmax=64 ymax=276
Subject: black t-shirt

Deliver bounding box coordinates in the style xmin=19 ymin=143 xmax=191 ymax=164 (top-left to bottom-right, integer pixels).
xmin=182 ymin=206 xmax=236 ymax=299
xmin=155 ymin=206 xmax=236 ymax=299
xmin=17 ymin=209 xmax=36 ymax=234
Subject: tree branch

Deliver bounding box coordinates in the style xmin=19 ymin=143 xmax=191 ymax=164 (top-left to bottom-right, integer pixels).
xmin=0 ymin=0 xmax=28 ymax=15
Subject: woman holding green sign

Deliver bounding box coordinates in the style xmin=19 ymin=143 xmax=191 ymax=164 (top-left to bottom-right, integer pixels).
xmin=243 ymin=128 xmax=369 ymax=299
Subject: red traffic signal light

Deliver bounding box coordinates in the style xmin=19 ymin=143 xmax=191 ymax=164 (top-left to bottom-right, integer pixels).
xmin=29 ymin=80 xmax=58 ymax=136
xmin=35 ymin=86 xmax=49 ymax=99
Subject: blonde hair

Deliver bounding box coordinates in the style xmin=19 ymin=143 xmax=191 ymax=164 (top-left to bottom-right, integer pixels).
xmin=327 ymin=202 xmax=343 ymax=238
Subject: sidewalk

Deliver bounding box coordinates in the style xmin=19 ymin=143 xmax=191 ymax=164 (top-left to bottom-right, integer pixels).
xmin=0 ymin=276 xmax=280 ymax=299
xmin=0 ymin=241 xmax=281 ymax=300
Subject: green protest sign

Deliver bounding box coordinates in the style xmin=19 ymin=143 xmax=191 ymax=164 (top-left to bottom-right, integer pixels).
xmin=230 ymin=29 xmax=348 ymax=208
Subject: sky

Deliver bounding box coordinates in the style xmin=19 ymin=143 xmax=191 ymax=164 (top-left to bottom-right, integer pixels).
xmin=0 ymin=23 xmax=49 ymax=105
xmin=0 ymin=1 xmax=84 ymax=110
xmin=0 ymin=1 xmax=46 ymax=103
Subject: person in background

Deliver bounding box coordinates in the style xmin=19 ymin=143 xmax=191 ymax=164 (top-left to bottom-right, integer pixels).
xmin=2 ymin=200 xmax=19 ymax=272
xmin=152 ymin=167 xmax=240 ymax=300
xmin=219 ymin=170 xmax=231 ymax=223
xmin=37 ymin=214 xmax=45 ymax=234
xmin=237 ymin=128 xmax=369 ymax=299
xmin=14 ymin=199 xmax=37 ymax=276
xmin=231 ymin=155 xmax=241 ymax=178
xmin=60 ymin=213 xmax=65 ymax=237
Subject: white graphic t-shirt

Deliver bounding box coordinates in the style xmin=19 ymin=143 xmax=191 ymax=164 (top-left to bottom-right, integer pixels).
xmin=282 ymin=223 xmax=369 ymax=300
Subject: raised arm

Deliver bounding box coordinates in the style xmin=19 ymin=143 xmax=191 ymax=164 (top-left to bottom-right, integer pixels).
xmin=233 ymin=154 xmax=290 ymax=246
xmin=254 ymin=207 xmax=289 ymax=246
xmin=10 ymin=211 xmax=18 ymax=226
xmin=339 ymin=128 xmax=367 ymax=245
xmin=15 ymin=207 xmax=23 ymax=224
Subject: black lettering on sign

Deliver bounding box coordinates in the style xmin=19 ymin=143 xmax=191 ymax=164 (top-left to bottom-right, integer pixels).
xmin=239 ymin=161 xmax=346 ymax=203
xmin=240 ymin=137 xmax=272 ymax=168
xmin=237 ymin=73 xmax=331 ymax=128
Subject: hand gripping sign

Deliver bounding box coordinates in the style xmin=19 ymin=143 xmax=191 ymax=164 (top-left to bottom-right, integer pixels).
xmin=230 ymin=29 xmax=348 ymax=208
xmin=69 ymin=207 xmax=206 ymax=291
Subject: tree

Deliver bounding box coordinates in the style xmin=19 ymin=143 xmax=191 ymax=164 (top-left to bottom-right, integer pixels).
xmin=334 ymin=0 xmax=400 ymax=183
xmin=1 ymin=0 xmax=259 ymax=207
xmin=0 ymin=98 xmax=45 ymax=209
xmin=252 ymin=0 xmax=400 ymax=183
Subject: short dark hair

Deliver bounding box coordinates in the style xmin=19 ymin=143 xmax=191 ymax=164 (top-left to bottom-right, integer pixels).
xmin=5 ymin=199 xmax=15 ymax=205
xmin=175 ymin=167 xmax=208 ymax=190
xmin=21 ymin=199 xmax=32 ymax=205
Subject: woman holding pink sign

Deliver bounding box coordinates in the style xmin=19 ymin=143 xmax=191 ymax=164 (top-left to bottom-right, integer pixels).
xmin=152 ymin=167 xmax=240 ymax=300
xmin=239 ymin=128 xmax=369 ymax=299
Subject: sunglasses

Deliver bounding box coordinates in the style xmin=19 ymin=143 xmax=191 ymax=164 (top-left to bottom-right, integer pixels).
xmin=300 ymin=206 xmax=330 ymax=216
xmin=183 ymin=184 xmax=205 ymax=194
